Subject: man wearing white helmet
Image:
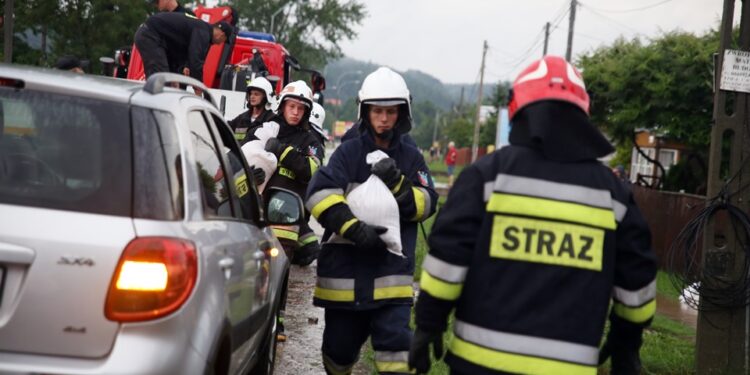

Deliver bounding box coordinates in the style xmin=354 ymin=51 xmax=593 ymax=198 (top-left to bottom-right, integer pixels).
xmin=228 ymin=76 xmax=276 ymax=142
xmin=306 ymin=67 xmax=438 ymax=375
xmin=309 ymin=102 xmax=328 ymax=146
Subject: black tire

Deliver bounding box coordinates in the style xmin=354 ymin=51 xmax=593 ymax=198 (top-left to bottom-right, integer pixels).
xmin=249 ymin=309 xmax=278 ymax=375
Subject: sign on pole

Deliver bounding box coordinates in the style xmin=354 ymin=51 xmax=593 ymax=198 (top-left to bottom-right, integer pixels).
xmin=720 ymin=49 xmax=750 ymax=93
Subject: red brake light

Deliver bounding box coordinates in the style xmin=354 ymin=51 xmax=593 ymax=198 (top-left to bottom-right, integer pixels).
xmin=105 ymin=237 xmax=197 ymax=322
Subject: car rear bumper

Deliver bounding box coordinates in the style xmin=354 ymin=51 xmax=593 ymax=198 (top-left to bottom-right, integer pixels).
xmin=0 ymin=327 xmax=208 ymax=375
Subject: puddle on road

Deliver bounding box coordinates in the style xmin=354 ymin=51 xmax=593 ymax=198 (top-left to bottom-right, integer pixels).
xmin=656 ymin=293 xmax=698 ymax=330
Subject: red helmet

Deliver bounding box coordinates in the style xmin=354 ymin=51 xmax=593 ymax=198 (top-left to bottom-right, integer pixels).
xmin=508 ymin=55 xmax=589 ymax=120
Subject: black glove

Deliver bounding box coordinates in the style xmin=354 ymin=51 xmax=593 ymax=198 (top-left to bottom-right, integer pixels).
xmin=250 ymin=167 xmax=265 ymax=186
xmin=343 ymin=221 xmax=388 ymax=252
xmin=371 ymin=158 xmax=402 ymax=190
xmin=598 ymin=315 xmax=644 ymax=375
xmin=264 ymin=137 xmax=286 ymax=157
xmin=409 ymin=329 xmax=444 ymax=374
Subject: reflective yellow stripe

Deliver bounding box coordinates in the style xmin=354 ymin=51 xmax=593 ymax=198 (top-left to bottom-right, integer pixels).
xmin=411 ymin=187 xmax=426 ymax=221
xmin=375 ymin=361 xmax=415 ymax=373
xmin=373 ymin=285 xmax=413 ymax=300
xmin=278 ymin=167 xmax=296 ymax=180
xmin=420 ymin=270 xmax=462 ymax=301
xmin=391 ymin=175 xmax=404 ymax=193
xmin=311 ymin=194 xmax=346 ymax=218
xmin=309 ymin=157 xmax=320 ymax=176
xmin=272 ymin=227 xmax=299 ymax=242
xmin=299 ymin=234 xmax=318 ymax=246
xmin=314 ymin=287 xmax=355 ymax=302
xmin=487 ymin=193 xmax=616 ymax=230
xmin=450 ymin=336 xmax=596 ymax=375
xmin=279 ymin=146 xmax=294 ymax=163
xmin=234 ymin=133 xmax=245 ymax=141
xmin=614 ymin=299 xmax=656 ymax=323
xmin=234 ymin=173 xmax=248 ymax=197
xmin=340 ymin=218 xmax=358 ymax=236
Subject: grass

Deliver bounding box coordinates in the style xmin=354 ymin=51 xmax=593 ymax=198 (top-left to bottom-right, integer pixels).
xmin=424 ymin=154 xmax=464 ymax=185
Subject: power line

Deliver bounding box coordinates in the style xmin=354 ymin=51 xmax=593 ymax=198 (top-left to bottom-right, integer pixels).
xmin=579 ymin=3 xmax=643 ymax=36
xmin=580 ymin=0 xmax=675 ymax=14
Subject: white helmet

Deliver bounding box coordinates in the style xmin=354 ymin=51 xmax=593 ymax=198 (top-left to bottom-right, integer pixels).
xmin=278 ymin=80 xmax=313 ymax=109
xmin=357 ymin=67 xmax=411 ymax=121
xmin=310 ymin=102 xmax=326 ymax=128
xmin=246 ymin=76 xmax=275 ymax=110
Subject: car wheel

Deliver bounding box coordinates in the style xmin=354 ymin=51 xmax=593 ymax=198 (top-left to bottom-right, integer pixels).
xmin=250 ymin=309 xmax=278 ymax=375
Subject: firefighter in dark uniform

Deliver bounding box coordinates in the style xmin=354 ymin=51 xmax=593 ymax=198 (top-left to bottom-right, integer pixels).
xmin=246 ymin=80 xmax=324 ymax=341
xmin=306 ymin=67 xmax=439 ymax=374
xmin=228 ymin=76 xmax=276 ymax=143
xmin=409 ymin=56 xmax=657 ymax=375
xmin=134 ymin=12 xmax=232 ymax=83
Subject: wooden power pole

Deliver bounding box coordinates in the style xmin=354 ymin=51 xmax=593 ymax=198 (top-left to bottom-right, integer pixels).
xmin=543 ymin=22 xmax=550 ymax=56
xmin=698 ymin=0 xmax=750 ymax=373
xmin=471 ymin=40 xmax=488 ymax=163
xmin=565 ymin=0 xmax=577 ymax=62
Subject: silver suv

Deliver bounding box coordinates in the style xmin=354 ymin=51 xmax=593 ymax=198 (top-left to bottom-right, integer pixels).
xmin=0 ymin=65 xmax=300 ymax=375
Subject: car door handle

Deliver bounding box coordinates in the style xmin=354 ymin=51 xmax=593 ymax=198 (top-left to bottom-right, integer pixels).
xmin=252 ymin=250 xmax=266 ymax=261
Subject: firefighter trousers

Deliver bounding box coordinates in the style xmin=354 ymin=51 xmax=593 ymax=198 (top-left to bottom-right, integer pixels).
xmin=322 ymin=305 xmax=412 ymax=375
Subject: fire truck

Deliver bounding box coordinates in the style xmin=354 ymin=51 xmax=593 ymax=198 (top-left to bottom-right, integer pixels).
xmin=110 ymin=5 xmax=325 ymax=119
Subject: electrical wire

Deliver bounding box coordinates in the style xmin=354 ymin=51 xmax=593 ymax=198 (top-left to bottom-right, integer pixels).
xmin=581 ymin=0 xmax=675 ymax=14
xmin=666 ymin=155 xmax=750 ymax=311
xmin=578 ymin=3 xmax=643 ymax=36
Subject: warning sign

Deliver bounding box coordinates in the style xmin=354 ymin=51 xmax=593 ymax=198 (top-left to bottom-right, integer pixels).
xmin=720 ymin=49 xmax=750 ymax=93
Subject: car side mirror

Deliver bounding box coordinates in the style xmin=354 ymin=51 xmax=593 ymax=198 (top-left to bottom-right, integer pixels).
xmin=264 ymin=187 xmax=304 ymax=225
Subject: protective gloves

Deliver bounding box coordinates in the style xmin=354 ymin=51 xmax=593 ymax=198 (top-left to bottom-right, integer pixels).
xmin=342 ymin=221 xmax=388 ymax=252
xmin=250 ymin=166 xmax=265 ymax=186
xmin=409 ymin=329 xmax=444 ymax=374
xmin=264 ymin=137 xmax=287 ymax=157
xmin=598 ymin=315 xmax=645 ymax=375
xmin=371 ymin=158 xmax=402 ymax=190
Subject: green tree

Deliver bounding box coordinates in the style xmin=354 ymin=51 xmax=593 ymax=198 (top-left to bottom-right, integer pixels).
xmin=226 ymin=0 xmax=365 ymax=70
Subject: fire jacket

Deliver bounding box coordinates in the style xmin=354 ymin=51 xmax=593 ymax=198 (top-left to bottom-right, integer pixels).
xmin=143 ymin=12 xmax=212 ymax=82
xmin=415 ymin=145 xmax=657 ymax=375
xmin=306 ymin=128 xmax=438 ymax=310
xmin=228 ymin=108 xmax=275 ymax=143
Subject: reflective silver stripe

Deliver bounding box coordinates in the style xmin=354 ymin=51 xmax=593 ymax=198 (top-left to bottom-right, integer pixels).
xmin=306 ymin=188 xmax=344 ymax=211
xmin=613 ymin=199 xmax=628 ymax=222
xmin=423 ymin=254 xmax=468 ymax=283
xmin=317 ymin=277 xmax=354 ymax=290
xmin=484 ymin=181 xmax=494 ymax=202
xmin=494 ymin=173 xmax=613 ymax=209
xmin=375 ymin=351 xmax=409 ymax=362
xmin=346 ymin=182 xmax=362 ymax=195
xmin=454 ymin=320 xmax=599 ymax=365
xmin=323 ymin=352 xmax=356 ymax=374
xmin=416 ymin=186 xmax=432 ymax=219
xmin=374 ymin=275 xmax=413 ymax=288
xmin=613 ymin=280 xmax=656 ymax=307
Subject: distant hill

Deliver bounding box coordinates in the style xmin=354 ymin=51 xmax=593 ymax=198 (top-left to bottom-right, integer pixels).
xmin=323 ymin=57 xmax=498 ymax=110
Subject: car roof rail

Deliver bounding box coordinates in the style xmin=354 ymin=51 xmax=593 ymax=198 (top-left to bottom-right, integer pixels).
xmin=143 ymin=73 xmax=217 ymax=107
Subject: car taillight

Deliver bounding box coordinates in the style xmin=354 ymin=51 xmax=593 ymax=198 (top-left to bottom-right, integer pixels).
xmin=105 ymin=237 xmax=197 ymax=322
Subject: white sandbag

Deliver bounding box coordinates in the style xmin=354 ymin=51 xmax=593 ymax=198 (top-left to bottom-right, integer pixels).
xmin=241 ymin=141 xmax=277 ymax=192
xmin=253 ymin=121 xmax=279 ymax=143
xmin=347 ymin=150 xmax=403 ymax=257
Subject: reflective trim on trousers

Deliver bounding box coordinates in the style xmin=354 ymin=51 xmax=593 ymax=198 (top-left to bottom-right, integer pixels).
xmin=453 ymin=320 xmax=599 ymax=366
xmin=375 ymin=350 xmax=414 ymax=374
xmin=323 ymin=352 xmax=355 ymax=375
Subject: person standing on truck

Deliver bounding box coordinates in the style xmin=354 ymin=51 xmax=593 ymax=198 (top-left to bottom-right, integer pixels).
xmin=152 ymin=0 xmax=194 ymax=15
xmin=228 ymin=76 xmax=276 ymax=143
xmin=134 ymin=12 xmax=233 ymax=84
xmin=408 ymin=55 xmax=657 ymax=375
xmin=306 ymin=67 xmax=438 ymax=375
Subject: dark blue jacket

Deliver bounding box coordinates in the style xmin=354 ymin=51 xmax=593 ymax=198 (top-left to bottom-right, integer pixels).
xmin=306 ymin=129 xmax=438 ymax=310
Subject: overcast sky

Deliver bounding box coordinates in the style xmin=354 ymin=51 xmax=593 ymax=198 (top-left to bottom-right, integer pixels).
xmin=339 ymin=0 xmax=735 ymax=84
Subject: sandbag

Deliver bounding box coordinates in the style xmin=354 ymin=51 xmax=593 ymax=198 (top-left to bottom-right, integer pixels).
xmin=241 ymin=122 xmax=280 ymax=192
xmin=346 ymin=150 xmax=403 ymax=257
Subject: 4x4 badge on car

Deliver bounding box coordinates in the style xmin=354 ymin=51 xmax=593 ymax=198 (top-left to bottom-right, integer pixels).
xmin=57 ymin=256 xmax=95 ymax=267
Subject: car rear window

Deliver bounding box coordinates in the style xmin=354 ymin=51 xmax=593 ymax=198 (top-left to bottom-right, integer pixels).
xmin=0 ymin=87 xmax=131 ymax=216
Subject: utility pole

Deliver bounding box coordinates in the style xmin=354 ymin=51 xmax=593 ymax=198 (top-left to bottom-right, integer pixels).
xmin=698 ymin=1 xmax=750 ymax=373
xmin=471 ymin=40 xmax=488 ymax=163
xmin=4 ymin=0 xmax=13 ymax=63
xmin=543 ymin=22 xmax=550 ymax=56
xmin=431 ymin=112 xmax=440 ymax=148
xmin=565 ymin=0 xmax=577 ymax=62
